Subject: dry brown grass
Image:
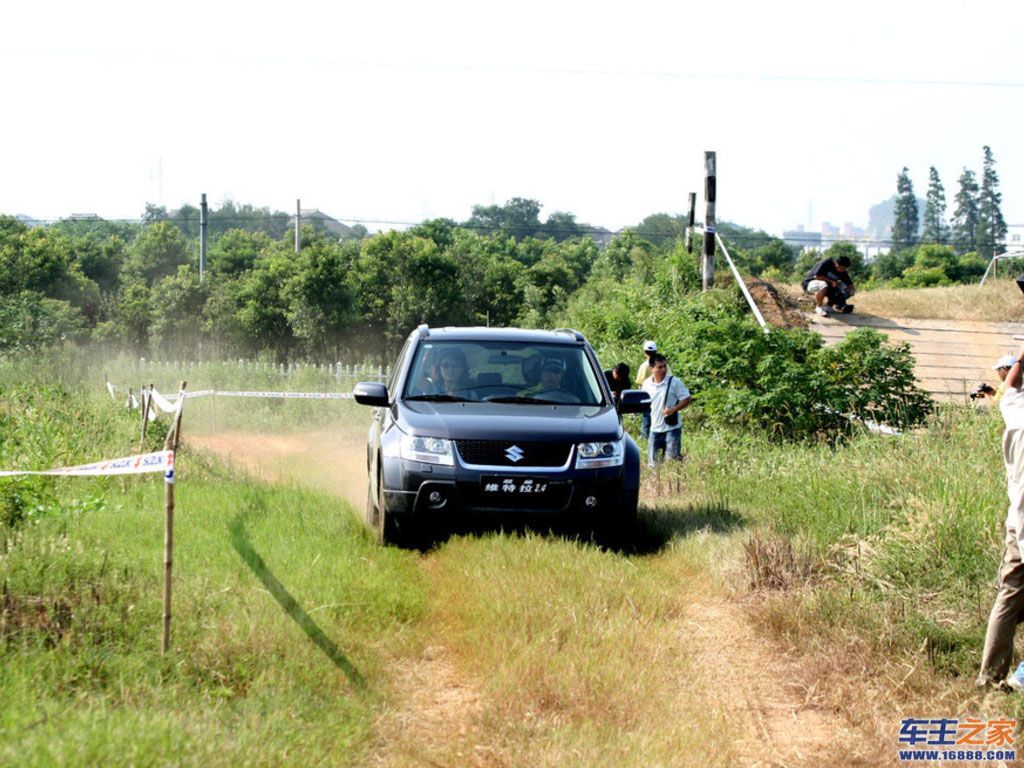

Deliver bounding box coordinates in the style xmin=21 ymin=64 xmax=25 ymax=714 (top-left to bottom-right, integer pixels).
xmin=746 ymin=587 xmax=1017 ymax=767
xmin=853 ymin=279 xmax=1024 ymax=322
xmin=743 ymin=532 xmax=821 ymax=591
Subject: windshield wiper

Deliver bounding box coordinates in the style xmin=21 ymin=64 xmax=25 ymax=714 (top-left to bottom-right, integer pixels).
xmin=405 ymin=393 xmax=471 ymax=402
xmin=486 ymin=396 xmax=561 ymax=404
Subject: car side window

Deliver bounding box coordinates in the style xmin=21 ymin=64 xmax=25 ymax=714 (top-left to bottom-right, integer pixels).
xmin=389 ymin=338 xmax=411 ymax=394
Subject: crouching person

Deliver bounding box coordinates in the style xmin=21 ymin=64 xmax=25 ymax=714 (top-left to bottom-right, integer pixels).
xmin=641 ymin=353 xmax=692 ymax=467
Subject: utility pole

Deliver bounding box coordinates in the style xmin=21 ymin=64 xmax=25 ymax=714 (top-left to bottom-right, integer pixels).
xmin=295 ymin=199 xmax=301 ymax=254
xmin=685 ymin=192 xmax=696 ymax=254
xmin=199 ymin=193 xmax=207 ymax=282
xmin=703 ymin=151 xmax=716 ymax=290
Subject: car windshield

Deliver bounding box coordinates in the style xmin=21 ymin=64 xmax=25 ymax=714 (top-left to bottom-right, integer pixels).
xmin=403 ymin=340 xmax=605 ymax=406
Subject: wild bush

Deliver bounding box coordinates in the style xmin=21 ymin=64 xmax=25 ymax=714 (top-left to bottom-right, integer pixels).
xmin=563 ymin=285 xmax=931 ymax=440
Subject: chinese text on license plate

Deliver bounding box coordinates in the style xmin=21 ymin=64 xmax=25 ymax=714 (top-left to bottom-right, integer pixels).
xmin=481 ymin=477 xmax=549 ymax=495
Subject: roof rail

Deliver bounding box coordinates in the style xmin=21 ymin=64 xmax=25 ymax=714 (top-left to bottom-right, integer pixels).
xmin=415 ymin=323 xmax=430 ymax=338
xmin=553 ymin=328 xmax=585 ymax=341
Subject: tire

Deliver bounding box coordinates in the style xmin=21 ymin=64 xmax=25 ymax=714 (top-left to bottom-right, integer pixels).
xmin=370 ymin=468 xmax=416 ymax=547
xmin=592 ymin=489 xmax=638 ymax=549
xmin=365 ymin=476 xmax=381 ymax=542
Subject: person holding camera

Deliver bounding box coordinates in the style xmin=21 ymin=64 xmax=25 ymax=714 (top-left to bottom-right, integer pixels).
xmin=802 ymin=255 xmax=855 ymax=316
xmin=640 ymin=353 xmax=691 ymax=466
xmin=971 ymin=355 xmax=1018 ymax=403
xmin=977 ymin=346 xmax=1024 ymax=690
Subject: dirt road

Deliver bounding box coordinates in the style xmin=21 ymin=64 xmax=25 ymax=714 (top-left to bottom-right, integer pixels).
xmin=189 ymin=429 xmax=368 ymax=510
xmin=188 ymin=427 xmax=866 ymax=766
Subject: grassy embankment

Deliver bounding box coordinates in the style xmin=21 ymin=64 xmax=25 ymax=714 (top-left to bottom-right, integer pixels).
xmin=3 ymin=349 xmax=1023 ymax=765
xmin=835 ymin=275 xmax=1024 ymax=322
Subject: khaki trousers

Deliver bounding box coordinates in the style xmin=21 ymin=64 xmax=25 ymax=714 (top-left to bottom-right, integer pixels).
xmin=978 ymin=529 xmax=1024 ymax=684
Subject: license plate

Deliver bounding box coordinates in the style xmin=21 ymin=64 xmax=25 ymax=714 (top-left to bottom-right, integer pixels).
xmin=481 ymin=476 xmax=550 ymax=495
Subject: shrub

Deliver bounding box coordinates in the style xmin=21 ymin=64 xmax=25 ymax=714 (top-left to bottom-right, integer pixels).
xmin=563 ymin=287 xmax=931 ymax=441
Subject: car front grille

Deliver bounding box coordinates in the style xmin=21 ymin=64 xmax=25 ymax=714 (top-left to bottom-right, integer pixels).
xmin=454 ymin=440 xmax=572 ymax=467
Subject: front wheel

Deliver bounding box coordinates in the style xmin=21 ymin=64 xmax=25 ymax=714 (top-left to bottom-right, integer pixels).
xmin=370 ymin=470 xmax=417 ymax=547
xmin=592 ymin=489 xmax=638 ymax=549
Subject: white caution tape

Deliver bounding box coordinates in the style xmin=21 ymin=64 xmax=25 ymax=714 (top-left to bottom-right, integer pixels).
xmin=108 ymin=382 xmax=352 ymax=405
xmin=204 ymin=390 xmax=353 ymax=399
xmin=0 ymin=450 xmax=174 ymax=478
xmin=149 ymin=388 xmax=179 ymax=413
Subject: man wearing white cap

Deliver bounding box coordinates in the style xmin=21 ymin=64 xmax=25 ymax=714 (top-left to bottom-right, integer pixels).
xmin=978 ymin=347 xmax=1024 ymax=690
xmin=975 ymin=356 xmax=1019 ymax=404
xmin=635 ymin=340 xmax=661 ymax=439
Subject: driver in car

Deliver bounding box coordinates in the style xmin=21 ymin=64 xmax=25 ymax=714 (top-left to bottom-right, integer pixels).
xmin=522 ymin=357 xmax=579 ymax=402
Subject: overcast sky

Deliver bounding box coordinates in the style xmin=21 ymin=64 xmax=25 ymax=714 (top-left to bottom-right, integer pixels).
xmin=3 ymin=0 xmax=1022 ymax=235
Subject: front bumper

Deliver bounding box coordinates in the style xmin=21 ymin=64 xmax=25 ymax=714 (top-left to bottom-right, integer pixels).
xmin=382 ymin=460 xmax=633 ymax=517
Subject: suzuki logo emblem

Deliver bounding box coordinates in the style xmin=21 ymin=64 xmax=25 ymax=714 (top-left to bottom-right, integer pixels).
xmin=505 ymin=445 xmax=524 ymax=463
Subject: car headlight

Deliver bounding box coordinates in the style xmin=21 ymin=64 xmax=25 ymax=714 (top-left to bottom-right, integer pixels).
xmin=575 ymin=439 xmax=624 ymax=468
xmin=400 ymin=434 xmax=454 ymax=466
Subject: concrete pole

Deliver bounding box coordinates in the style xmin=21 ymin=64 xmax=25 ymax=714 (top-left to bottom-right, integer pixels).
xmin=703 ymin=152 xmax=717 ymax=290
xmin=199 ymin=193 xmax=207 ymax=282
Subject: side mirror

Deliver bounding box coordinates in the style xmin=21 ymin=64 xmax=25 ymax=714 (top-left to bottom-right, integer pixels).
xmin=353 ymin=381 xmax=388 ymax=407
xmin=618 ymin=389 xmax=650 ymax=414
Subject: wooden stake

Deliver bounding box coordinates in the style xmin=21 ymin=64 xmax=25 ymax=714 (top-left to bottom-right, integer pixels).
xmin=139 ymin=385 xmax=151 ymax=451
xmin=703 ymin=151 xmax=717 ymax=290
xmin=162 ymin=381 xmax=187 ymax=655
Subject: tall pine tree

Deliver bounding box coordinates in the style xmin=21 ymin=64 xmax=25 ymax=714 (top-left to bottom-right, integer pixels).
xmin=977 ymin=145 xmax=1007 ymax=259
xmin=891 ymin=167 xmax=919 ymax=252
xmin=950 ymin=168 xmax=979 ymax=255
xmin=921 ymin=166 xmax=949 ymax=244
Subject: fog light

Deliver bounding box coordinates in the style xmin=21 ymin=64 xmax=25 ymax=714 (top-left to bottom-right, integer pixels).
xmin=429 ymin=491 xmax=442 ymax=503
xmin=584 ymin=496 xmax=598 ymax=507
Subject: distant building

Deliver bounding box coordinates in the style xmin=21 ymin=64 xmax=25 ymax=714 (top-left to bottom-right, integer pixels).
xmin=294 ymin=209 xmax=357 ymax=239
xmin=1003 ymin=225 xmax=1024 ymax=258
xmin=782 ymin=226 xmax=822 ymax=253
xmin=15 ymin=214 xmax=44 ymax=227
xmin=580 ymin=224 xmax=616 ymax=249
xmin=841 ymin=221 xmax=865 ymax=240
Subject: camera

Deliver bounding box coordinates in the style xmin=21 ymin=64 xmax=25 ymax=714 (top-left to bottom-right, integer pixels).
xmin=969 ymin=383 xmax=996 ymax=400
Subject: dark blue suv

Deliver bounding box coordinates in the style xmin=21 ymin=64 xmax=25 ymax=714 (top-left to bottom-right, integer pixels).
xmin=353 ymin=325 xmax=649 ymax=545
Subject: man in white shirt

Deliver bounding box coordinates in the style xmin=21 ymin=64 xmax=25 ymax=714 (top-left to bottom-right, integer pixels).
xmin=978 ymin=348 xmax=1024 ymax=690
xmin=640 ymin=353 xmax=692 ymax=467
xmin=636 ymin=340 xmax=659 ymax=440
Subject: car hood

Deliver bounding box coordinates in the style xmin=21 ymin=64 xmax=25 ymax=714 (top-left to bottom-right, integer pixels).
xmin=398 ymin=401 xmax=621 ymax=442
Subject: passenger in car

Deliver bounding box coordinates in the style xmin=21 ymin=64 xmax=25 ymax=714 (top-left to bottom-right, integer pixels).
xmin=436 ymin=348 xmax=474 ymax=395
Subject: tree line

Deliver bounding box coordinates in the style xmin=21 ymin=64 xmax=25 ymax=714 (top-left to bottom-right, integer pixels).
xmin=0 ymin=199 xmax=702 ymax=362
xmin=892 ymin=146 xmax=1008 ymax=259
xmin=2 ymin=161 xmax=1015 ymax=365
xmin=2 ymin=196 xmax=939 ymax=440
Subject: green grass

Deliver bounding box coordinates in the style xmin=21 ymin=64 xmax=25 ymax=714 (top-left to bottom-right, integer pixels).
xmin=0 ymin=361 xmax=429 ymax=766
